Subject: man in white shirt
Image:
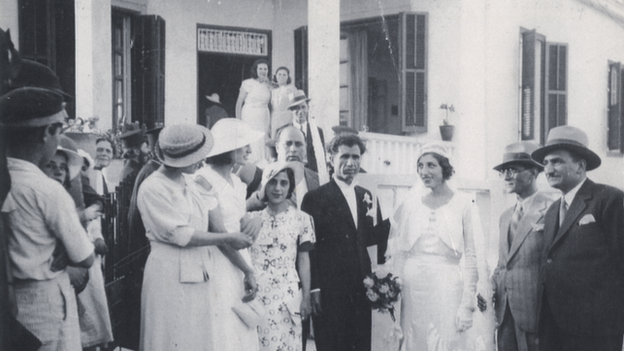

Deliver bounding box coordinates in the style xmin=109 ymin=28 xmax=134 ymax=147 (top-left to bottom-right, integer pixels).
xmin=1 ymin=86 xmax=95 ymax=350
xmin=301 ymin=134 xmax=389 ymax=351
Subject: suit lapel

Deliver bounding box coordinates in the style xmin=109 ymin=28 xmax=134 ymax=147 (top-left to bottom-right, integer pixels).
xmin=507 ymin=195 xmax=548 ymax=261
xmin=499 ymin=208 xmax=513 ymax=262
xmin=551 ymin=180 xmax=593 ymax=248
xmin=304 ymin=168 xmax=320 ymax=191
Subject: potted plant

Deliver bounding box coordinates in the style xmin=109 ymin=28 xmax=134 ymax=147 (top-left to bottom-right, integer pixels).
xmin=439 ymin=103 xmax=455 ymax=141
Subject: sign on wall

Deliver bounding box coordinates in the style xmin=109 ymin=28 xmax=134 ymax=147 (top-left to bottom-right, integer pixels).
xmin=198 ymin=28 xmax=268 ymax=56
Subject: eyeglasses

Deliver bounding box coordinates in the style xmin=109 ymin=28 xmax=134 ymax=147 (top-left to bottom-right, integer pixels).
xmin=498 ymin=168 xmax=526 ymax=178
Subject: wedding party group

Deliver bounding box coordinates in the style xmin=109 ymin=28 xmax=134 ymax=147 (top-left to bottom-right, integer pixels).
xmin=2 ymin=47 xmax=624 ymax=351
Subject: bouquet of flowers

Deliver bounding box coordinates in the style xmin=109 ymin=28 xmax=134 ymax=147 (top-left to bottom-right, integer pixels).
xmin=363 ymin=272 xmax=401 ymax=322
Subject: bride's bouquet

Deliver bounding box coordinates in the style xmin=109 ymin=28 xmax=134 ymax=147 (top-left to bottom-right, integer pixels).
xmin=363 ymin=272 xmax=401 ymax=322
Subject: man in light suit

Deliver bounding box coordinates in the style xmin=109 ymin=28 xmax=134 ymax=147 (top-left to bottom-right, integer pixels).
xmin=489 ymin=141 xmax=553 ymax=351
xmin=531 ymin=126 xmax=624 ymax=351
xmin=301 ymin=134 xmax=390 ymax=351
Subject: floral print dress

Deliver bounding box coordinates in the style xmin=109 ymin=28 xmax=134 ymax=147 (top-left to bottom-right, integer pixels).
xmin=248 ymin=207 xmax=316 ymax=351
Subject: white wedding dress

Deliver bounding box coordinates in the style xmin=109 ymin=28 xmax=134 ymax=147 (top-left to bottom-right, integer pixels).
xmin=387 ymin=188 xmax=496 ymax=351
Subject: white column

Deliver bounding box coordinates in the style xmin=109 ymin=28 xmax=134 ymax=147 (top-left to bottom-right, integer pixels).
xmin=75 ymin=0 xmax=113 ymax=132
xmin=308 ymin=0 xmax=340 ymax=137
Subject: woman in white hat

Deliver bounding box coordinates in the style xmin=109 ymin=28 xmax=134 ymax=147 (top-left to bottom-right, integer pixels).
xmin=136 ymin=124 xmax=253 ymax=351
xmin=247 ymin=161 xmax=315 ymax=351
xmin=194 ymin=118 xmax=265 ymax=351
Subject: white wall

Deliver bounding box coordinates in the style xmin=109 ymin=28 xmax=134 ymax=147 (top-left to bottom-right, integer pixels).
xmin=0 ymin=0 xmax=19 ymax=40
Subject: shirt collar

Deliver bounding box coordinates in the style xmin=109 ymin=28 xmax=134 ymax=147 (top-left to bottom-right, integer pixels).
xmin=563 ymin=177 xmax=587 ymax=207
xmin=293 ymin=120 xmax=308 ymax=130
xmin=333 ymin=174 xmax=357 ymax=191
xmin=517 ymin=189 xmax=538 ymax=210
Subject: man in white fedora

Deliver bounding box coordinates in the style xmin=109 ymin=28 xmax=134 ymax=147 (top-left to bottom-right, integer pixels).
xmin=204 ymin=93 xmax=228 ymax=128
xmin=487 ymin=141 xmax=553 ymax=351
xmin=275 ymin=90 xmax=326 ymax=175
xmin=531 ymin=125 xmax=624 ymax=351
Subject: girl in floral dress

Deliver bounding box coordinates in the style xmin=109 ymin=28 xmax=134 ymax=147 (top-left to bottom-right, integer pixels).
xmin=248 ymin=161 xmax=315 ymax=351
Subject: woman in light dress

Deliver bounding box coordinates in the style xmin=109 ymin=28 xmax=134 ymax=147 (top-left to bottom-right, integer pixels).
xmin=387 ymin=143 xmax=495 ymax=351
xmin=236 ymin=58 xmax=273 ymax=165
xmin=270 ymin=66 xmax=297 ymax=138
xmin=247 ymin=161 xmax=315 ymax=351
xmin=137 ymin=124 xmax=253 ymax=351
xmin=194 ymin=118 xmax=265 ymax=351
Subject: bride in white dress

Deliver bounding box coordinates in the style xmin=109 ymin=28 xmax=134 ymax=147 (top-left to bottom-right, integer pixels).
xmin=386 ymin=144 xmax=496 ymax=351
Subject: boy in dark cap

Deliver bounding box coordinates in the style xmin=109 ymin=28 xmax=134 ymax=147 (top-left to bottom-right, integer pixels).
xmin=0 ymin=87 xmax=95 ymax=350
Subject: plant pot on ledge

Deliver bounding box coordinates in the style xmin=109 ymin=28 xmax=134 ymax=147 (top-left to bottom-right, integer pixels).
xmin=439 ymin=125 xmax=455 ymax=141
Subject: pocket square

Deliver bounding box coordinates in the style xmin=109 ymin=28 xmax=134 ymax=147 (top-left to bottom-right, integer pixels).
xmin=532 ymin=223 xmax=544 ymax=231
xmin=578 ymin=214 xmax=596 ymax=225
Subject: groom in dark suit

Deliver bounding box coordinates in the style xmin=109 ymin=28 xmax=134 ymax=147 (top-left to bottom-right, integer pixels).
xmin=301 ymin=134 xmax=390 ymax=351
xmin=531 ymin=126 xmax=624 ymax=351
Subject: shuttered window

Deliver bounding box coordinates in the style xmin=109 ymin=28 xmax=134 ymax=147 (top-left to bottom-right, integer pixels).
xmin=401 ymin=13 xmax=427 ymax=132
xmin=520 ymin=29 xmax=567 ymax=144
xmin=608 ymin=61 xmax=623 ymax=152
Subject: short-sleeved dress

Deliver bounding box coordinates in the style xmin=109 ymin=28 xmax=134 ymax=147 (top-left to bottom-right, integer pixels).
xmin=137 ymin=171 xmax=218 ymax=351
xmin=248 ymin=207 xmax=315 ymax=351
xmin=270 ymin=84 xmax=297 ymax=138
xmin=240 ymin=78 xmax=272 ymax=162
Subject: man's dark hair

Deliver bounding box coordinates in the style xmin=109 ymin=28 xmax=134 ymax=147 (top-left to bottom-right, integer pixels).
xmin=327 ymin=134 xmax=366 ymax=156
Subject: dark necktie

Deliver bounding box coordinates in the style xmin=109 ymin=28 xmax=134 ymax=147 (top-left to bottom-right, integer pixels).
xmin=508 ymin=203 xmax=523 ymax=250
xmin=559 ymin=197 xmax=568 ymax=226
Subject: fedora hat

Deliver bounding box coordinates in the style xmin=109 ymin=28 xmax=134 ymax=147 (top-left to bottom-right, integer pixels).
xmin=259 ymin=161 xmax=304 ymax=201
xmin=156 ymin=124 xmax=214 ymax=168
xmin=119 ymin=129 xmax=146 ymax=148
xmin=206 ymin=118 xmax=265 ymax=158
xmin=531 ymin=126 xmax=601 ymax=171
xmin=57 ymin=135 xmax=84 ymax=180
xmin=288 ymin=90 xmax=310 ymax=110
xmin=205 ymin=93 xmax=222 ymax=104
xmin=493 ymin=141 xmax=543 ymax=171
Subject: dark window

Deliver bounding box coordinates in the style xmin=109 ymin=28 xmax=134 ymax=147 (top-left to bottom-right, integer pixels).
xmin=608 ymin=61 xmax=624 ymax=153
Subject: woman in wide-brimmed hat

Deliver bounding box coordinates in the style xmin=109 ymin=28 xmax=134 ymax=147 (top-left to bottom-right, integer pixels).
xmin=194 ymin=118 xmax=265 ymax=351
xmin=247 ymin=161 xmax=315 ymax=351
xmin=137 ymin=124 xmax=253 ymax=351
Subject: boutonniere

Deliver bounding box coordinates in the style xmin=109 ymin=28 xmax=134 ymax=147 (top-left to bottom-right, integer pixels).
xmin=363 ymin=193 xmax=375 ymax=220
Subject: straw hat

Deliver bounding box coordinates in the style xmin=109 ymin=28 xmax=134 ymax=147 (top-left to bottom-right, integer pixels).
xmin=493 ymin=141 xmax=543 ymax=172
xmin=205 ymin=93 xmax=222 ymax=104
xmin=156 ymin=124 xmax=214 ymax=168
xmin=259 ymin=161 xmax=304 ymax=201
xmin=287 ymin=90 xmax=310 ymax=110
xmin=206 ymin=118 xmax=265 ymax=158
xmin=57 ymin=135 xmax=84 ymax=180
xmin=531 ymin=126 xmax=601 ymax=171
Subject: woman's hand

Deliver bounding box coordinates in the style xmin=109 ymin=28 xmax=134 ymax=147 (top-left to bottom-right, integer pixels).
xmin=84 ymin=204 xmax=103 ymax=222
xmin=455 ymin=306 xmax=474 ymax=332
xmin=241 ymin=216 xmax=262 ymax=242
xmin=300 ymin=293 xmax=312 ymax=320
xmin=224 ymin=232 xmax=253 ymax=250
xmin=242 ymin=273 xmax=257 ymax=302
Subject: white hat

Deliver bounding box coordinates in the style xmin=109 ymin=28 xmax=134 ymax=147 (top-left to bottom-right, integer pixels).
xmin=206 ymin=118 xmax=265 ymax=158
xmin=419 ymin=142 xmax=451 ymax=160
xmin=57 ymin=135 xmax=84 ymax=180
xmin=259 ymin=161 xmax=304 ymax=201
xmin=206 ymin=93 xmax=221 ymax=104
xmin=156 ymin=124 xmax=214 ymax=168
xmin=77 ymin=149 xmax=94 ymax=171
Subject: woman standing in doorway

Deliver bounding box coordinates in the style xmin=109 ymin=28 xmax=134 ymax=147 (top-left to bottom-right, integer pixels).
xmin=236 ymin=58 xmax=273 ymax=165
xmin=270 ymin=66 xmax=297 ymax=138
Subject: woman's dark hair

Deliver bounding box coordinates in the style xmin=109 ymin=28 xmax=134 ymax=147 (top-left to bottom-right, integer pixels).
xmin=204 ymin=151 xmax=233 ymax=166
xmin=418 ymin=152 xmax=455 ymax=180
xmin=55 ymin=150 xmax=71 ymax=189
xmin=262 ymin=168 xmax=296 ymax=201
xmin=273 ymin=66 xmax=292 ymax=85
xmin=250 ymin=59 xmax=270 ymax=79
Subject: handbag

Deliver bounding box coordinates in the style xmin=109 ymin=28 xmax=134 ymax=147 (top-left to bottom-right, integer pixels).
xmin=232 ymin=298 xmax=265 ymax=329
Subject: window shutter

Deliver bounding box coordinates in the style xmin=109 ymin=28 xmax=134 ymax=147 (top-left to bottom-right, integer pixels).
xmin=608 ymin=61 xmax=623 ymax=152
xmin=132 ymin=15 xmax=166 ymax=129
xmin=545 ymin=43 xmax=567 ymax=135
xmin=294 ymin=26 xmax=308 ymax=94
xmin=18 ymin=0 xmax=55 ymax=68
xmin=400 ymin=12 xmax=427 ymax=133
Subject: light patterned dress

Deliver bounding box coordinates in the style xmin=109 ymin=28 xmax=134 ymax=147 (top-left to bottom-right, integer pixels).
xmin=248 ymin=207 xmax=316 ymax=351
